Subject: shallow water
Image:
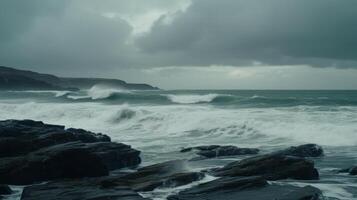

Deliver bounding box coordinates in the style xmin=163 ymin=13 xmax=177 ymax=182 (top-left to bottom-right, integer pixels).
xmin=0 ymin=89 xmax=356 ymax=199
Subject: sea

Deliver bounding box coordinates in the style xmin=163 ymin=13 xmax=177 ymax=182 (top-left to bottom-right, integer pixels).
xmin=0 ymin=86 xmax=357 ymax=199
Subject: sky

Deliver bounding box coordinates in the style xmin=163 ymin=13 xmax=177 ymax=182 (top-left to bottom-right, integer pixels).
xmin=1 ymin=0 xmax=357 ymax=89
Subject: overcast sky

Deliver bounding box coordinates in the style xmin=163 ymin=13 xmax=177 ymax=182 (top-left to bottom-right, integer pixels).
xmin=1 ymin=0 xmax=357 ymax=89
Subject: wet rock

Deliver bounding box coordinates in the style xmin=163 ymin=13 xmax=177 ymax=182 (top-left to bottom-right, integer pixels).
xmin=168 ymin=176 xmax=322 ymax=200
xmin=34 ymin=141 xmax=141 ymax=171
xmin=101 ymin=160 xmax=204 ymax=192
xmin=181 ymin=145 xmax=259 ymax=159
xmin=0 ymin=119 xmax=110 ymax=158
xmin=21 ymin=159 xmax=204 ymax=199
xmin=67 ymin=128 xmax=111 ymax=143
xmin=279 ymin=185 xmax=323 ymax=200
xmin=169 ymin=176 xmax=267 ymax=198
xmin=212 ymin=154 xmax=319 ymax=180
xmin=0 ymin=145 xmax=108 ymax=185
xmin=0 ymin=185 xmax=12 ymax=195
xmin=21 ymin=178 xmax=148 ymax=200
xmin=275 ymin=144 xmax=324 ymax=158
xmin=0 ymin=141 xmax=141 ymax=185
xmin=339 ymin=166 xmax=357 ymax=175
xmin=0 ymin=120 xmax=141 ymax=185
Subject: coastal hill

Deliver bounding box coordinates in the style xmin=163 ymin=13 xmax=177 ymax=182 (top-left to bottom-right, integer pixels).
xmin=0 ymin=66 xmax=158 ymax=91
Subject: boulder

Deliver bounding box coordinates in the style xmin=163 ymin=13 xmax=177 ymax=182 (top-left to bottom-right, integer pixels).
xmin=0 ymin=119 xmax=110 ymax=158
xmin=0 ymin=141 xmax=141 ymax=185
xmin=167 ymin=176 xmax=323 ymax=200
xmin=21 ymin=178 xmax=148 ymax=200
xmin=0 ymin=146 xmax=107 ymax=185
xmin=212 ymin=154 xmax=319 ymax=180
xmin=274 ymin=144 xmax=323 ymax=158
xmin=0 ymin=120 xmax=141 ymax=185
xmin=181 ymin=145 xmax=259 ymax=159
xmin=40 ymin=141 xmax=141 ymax=171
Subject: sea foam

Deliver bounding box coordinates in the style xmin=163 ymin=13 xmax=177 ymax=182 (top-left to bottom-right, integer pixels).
xmin=87 ymin=84 xmax=131 ymax=100
xmin=165 ymin=94 xmax=221 ymax=104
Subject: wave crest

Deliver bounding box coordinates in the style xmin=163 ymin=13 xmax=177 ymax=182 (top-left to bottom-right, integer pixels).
xmin=87 ymin=84 xmax=130 ymax=100
xmin=165 ymin=94 xmax=221 ymax=104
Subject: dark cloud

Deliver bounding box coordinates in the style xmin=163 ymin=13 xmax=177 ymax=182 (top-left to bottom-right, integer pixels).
xmin=1 ymin=0 xmax=357 ymax=75
xmin=137 ymin=0 xmax=357 ymax=67
xmin=0 ymin=0 xmax=135 ymax=73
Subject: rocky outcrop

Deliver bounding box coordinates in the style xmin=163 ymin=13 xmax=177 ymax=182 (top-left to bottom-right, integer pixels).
xmin=212 ymin=153 xmax=319 ymax=180
xmin=0 ymin=119 xmax=110 ymax=158
xmin=167 ymin=176 xmax=323 ymax=200
xmin=21 ymin=178 xmax=148 ymax=200
xmin=0 ymin=120 xmax=141 ymax=185
xmin=0 ymin=120 xmax=326 ymax=199
xmin=181 ymin=145 xmax=259 ymax=159
xmin=20 ymin=160 xmax=204 ymax=200
xmin=205 ymin=144 xmax=321 ymax=181
xmin=101 ymin=160 xmax=204 ymax=192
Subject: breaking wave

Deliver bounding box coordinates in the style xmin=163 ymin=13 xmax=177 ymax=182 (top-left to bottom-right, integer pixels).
xmin=165 ymin=94 xmax=222 ymax=104
xmin=87 ymin=84 xmax=131 ymax=100
xmin=0 ymin=102 xmax=357 ymax=148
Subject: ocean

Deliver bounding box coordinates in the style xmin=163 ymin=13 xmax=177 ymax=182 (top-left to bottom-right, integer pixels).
xmin=1 ymin=88 xmax=357 ymax=199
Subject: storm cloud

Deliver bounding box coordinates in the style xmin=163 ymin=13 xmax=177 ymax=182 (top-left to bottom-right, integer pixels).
xmin=137 ymin=0 xmax=357 ymax=67
xmin=1 ymin=0 xmax=357 ymax=79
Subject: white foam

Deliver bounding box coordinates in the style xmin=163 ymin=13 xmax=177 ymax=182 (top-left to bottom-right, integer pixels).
xmin=0 ymin=102 xmax=357 ymax=150
xmin=165 ymin=94 xmax=219 ymax=104
xmin=87 ymin=84 xmax=130 ymax=100
xmin=54 ymin=91 xmax=71 ymax=97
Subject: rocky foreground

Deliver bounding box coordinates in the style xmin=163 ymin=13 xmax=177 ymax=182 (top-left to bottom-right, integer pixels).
xmin=0 ymin=120 xmax=355 ymax=200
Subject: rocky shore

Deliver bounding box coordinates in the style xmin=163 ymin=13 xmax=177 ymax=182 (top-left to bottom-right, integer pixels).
xmin=0 ymin=119 xmax=353 ymax=200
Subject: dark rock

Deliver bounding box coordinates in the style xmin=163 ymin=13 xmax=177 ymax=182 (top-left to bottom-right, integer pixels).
xmin=0 ymin=141 xmax=141 ymax=185
xmin=275 ymin=144 xmax=324 ymax=158
xmin=181 ymin=145 xmax=259 ymax=158
xmin=279 ymin=185 xmax=323 ymax=200
xmin=0 ymin=146 xmax=108 ymax=185
xmin=170 ymin=176 xmax=267 ymax=197
xmin=0 ymin=120 xmax=111 ymax=158
xmin=101 ymin=160 xmax=204 ymax=192
xmin=67 ymin=128 xmax=111 ymax=143
xmin=212 ymin=154 xmax=319 ymax=180
xmin=36 ymin=141 xmax=141 ymax=171
xmin=339 ymin=166 xmax=357 ymax=175
xmin=0 ymin=185 xmax=12 ymax=195
xmin=168 ymin=176 xmax=323 ymax=200
xmin=350 ymin=167 xmax=357 ymax=175
xmin=21 ymin=178 xmax=148 ymax=200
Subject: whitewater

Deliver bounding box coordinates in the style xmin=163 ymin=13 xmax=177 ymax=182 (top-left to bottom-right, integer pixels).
xmin=0 ymin=88 xmax=357 ymax=199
